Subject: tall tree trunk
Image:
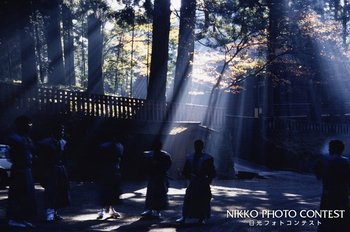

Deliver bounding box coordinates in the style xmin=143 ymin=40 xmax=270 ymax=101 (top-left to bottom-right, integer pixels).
xmin=130 ymin=22 xmax=135 ymax=97
xmin=87 ymin=13 xmax=104 ymax=94
xmin=0 ymin=1 xmax=7 ymax=81
xmin=173 ymin=0 xmax=196 ymax=103
xmin=33 ymin=10 xmax=45 ymax=83
xmin=265 ymin=0 xmax=285 ymax=117
xmin=342 ymin=0 xmax=348 ymax=48
xmin=0 ymin=1 xmax=20 ymax=82
xmin=40 ymin=0 xmax=66 ymax=86
xmin=334 ymin=0 xmax=340 ymax=20
xmin=147 ymin=0 xmax=171 ymax=102
xmin=19 ymin=0 xmax=38 ymax=93
xmin=6 ymin=43 xmax=13 ymax=80
xmin=81 ymin=21 xmax=87 ymax=82
xmin=62 ymin=3 xmax=76 ymax=86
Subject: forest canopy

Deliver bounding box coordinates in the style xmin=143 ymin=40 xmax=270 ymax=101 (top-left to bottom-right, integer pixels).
xmin=0 ymin=0 xmax=349 ymax=105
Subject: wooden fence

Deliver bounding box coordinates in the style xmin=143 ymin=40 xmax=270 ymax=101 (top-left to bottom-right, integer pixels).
xmin=3 ymin=82 xmax=350 ymax=133
xmin=267 ymin=118 xmax=350 ymax=134
xmin=0 ymin=83 xmax=226 ymax=126
xmin=226 ymin=115 xmax=350 ymax=135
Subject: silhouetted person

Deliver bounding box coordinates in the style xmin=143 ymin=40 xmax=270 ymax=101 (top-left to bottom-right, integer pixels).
xmin=96 ymin=136 xmax=124 ymax=219
xmin=6 ymin=115 xmax=37 ymax=228
xmin=176 ymin=139 xmax=216 ymax=224
xmin=314 ymin=139 xmax=350 ymax=231
xmin=37 ymin=123 xmax=70 ymax=221
xmin=141 ymin=139 xmax=172 ymax=219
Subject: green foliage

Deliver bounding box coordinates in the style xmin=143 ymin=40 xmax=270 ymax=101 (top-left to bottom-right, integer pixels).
xmin=3 ymin=0 xmax=350 ymax=99
xmin=193 ymin=0 xmax=268 ymax=91
xmin=202 ymin=0 xmax=350 ymax=91
xmin=102 ymin=0 xmax=153 ymax=97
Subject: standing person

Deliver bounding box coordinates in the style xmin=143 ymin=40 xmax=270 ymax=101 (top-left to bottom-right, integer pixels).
xmin=96 ymin=136 xmax=124 ymax=219
xmin=176 ymin=139 xmax=216 ymax=224
xmin=141 ymin=139 xmax=172 ymax=219
xmin=37 ymin=123 xmax=70 ymax=221
xmin=6 ymin=115 xmax=37 ymax=228
xmin=314 ymin=139 xmax=350 ymax=231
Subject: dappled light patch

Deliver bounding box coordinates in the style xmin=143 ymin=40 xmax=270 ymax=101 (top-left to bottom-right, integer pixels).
xmin=0 ymin=168 xmax=323 ymax=231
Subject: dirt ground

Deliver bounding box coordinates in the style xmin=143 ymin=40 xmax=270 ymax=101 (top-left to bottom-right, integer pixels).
xmin=0 ymin=163 xmax=322 ymax=232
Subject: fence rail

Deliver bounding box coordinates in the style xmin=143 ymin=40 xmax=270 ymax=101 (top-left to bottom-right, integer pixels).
xmin=3 ymin=83 xmax=350 ymax=133
xmin=267 ymin=118 xmax=350 ymax=134
xmin=0 ymin=83 xmax=226 ymax=126
xmin=226 ymin=115 xmax=350 ymax=135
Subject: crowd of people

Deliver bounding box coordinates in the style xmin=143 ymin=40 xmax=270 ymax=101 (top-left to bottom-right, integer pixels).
xmin=3 ymin=115 xmax=350 ymax=231
xmin=4 ymin=115 xmax=217 ymax=228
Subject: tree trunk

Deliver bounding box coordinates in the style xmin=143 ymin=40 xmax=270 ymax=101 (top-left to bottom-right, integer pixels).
xmin=147 ymin=0 xmax=171 ymax=102
xmin=18 ymin=0 xmax=38 ymax=93
xmin=265 ymin=0 xmax=285 ymax=117
xmin=173 ymin=0 xmax=196 ymax=103
xmin=81 ymin=21 xmax=87 ymax=82
xmin=0 ymin=1 xmax=21 ymax=82
xmin=87 ymin=13 xmax=104 ymax=95
xmin=130 ymin=22 xmax=135 ymax=97
xmin=114 ymin=36 xmax=123 ymax=95
xmin=33 ymin=10 xmax=45 ymax=83
xmin=342 ymin=0 xmax=348 ymax=48
xmin=40 ymin=0 xmax=66 ymax=86
xmin=62 ymin=3 xmax=76 ymax=86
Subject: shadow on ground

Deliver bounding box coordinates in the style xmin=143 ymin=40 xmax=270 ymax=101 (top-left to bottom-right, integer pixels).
xmin=0 ymin=168 xmax=321 ymax=232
